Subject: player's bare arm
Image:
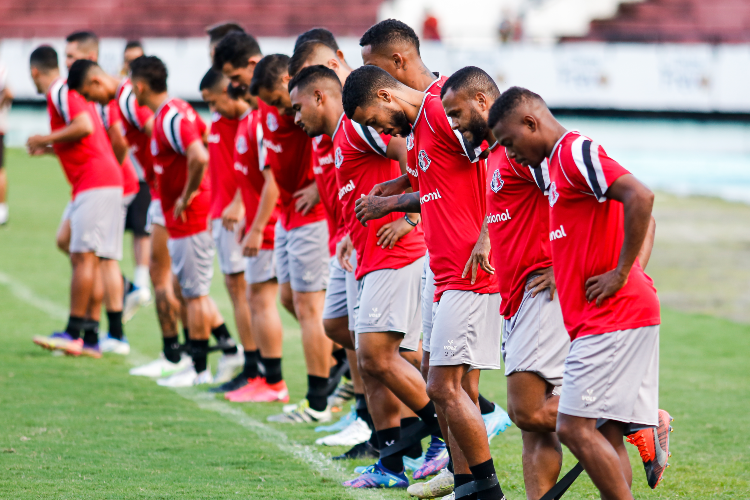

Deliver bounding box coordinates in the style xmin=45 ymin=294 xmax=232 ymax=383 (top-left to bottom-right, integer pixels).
xmin=367 ymin=174 xmax=412 ymax=197
xmin=355 ymin=191 xmax=420 ymax=227
xmin=221 ymin=188 xmax=245 ymax=232
xmin=27 ymin=111 xmax=94 ymax=150
xmin=585 ymin=173 xmax=655 ymax=306
xmin=638 ymin=216 xmax=656 ymax=270
xmin=385 ymin=136 xmax=408 ymax=176
xmin=292 ymin=181 xmax=319 ymax=215
xmin=107 ymin=122 xmax=129 ymax=164
xmin=174 ymin=139 xmax=208 ymax=221
xmin=243 ymin=168 xmax=279 ymax=257
xmin=335 ymin=233 xmax=354 ymax=272
xmin=143 ymin=116 xmax=154 ymax=137
xmin=462 ymin=217 xmax=495 ymax=284
xmin=527 ymin=266 xmax=556 ymax=300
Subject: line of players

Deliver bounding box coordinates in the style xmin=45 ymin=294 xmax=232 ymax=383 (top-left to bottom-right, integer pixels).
xmin=26 ymin=20 xmax=671 ymax=500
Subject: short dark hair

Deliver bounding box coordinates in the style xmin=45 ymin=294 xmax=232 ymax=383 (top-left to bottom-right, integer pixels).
xmin=66 ymin=30 xmax=99 ymax=48
xmin=30 ymin=45 xmax=59 ymax=72
xmin=250 ymin=54 xmax=290 ymax=96
xmin=67 ymin=59 xmax=99 ymax=91
xmin=487 ymin=86 xmax=545 ymax=129
xmin=342 ymin=65 xmax=402 ymax=119
xmin=212 ymin=32 xmax=262 ymax=71
xmin=125 ymin=40 xmax=143 ymax=51
xmin=130 ymin=55 xmax=168 ymax=94
xmin=199 ymin=67 xmax=226 ymax=92
xmin=294 ymin=28 xmax=339 ymax=52
xmin=206 ymin=22 xmax=245 ymax=43
xmin=360 ymin=19 xmax=420 ymax=55
xmin=288 ymin=65 xmax=341 ymax=95
xmin=289 ymin=40 xmax=335 ymax=77
xmin=441 ymin=66 xmax=500 ymax=101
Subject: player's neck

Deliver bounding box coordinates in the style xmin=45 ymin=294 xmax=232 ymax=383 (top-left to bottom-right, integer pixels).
xmin=148 ymin=92 xmax=170 ymax=113
xmin=545 ymin=119 xmax=569 ymax=158
xmin=234 ymin=99 xmax=250 ymax=118
xmin=39 ymin=72 xmax=60 ymax=94
xmin=396 ymin=87 xmax=426 ymax=125
xmin=409 ymin=64 xmax=438 ymax=92
xmin=324 ymin=104 xmax=344 ymax=137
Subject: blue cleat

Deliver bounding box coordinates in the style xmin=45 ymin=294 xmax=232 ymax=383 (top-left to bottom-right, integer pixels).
xmin=413 ymin=435 xmax=449 ymax=479
xmin=483 ymin=404 xmax=512 ymax=443
xmin=343 ymin=461 xmax=409 ymax=488
xmin=316 ymin=405 xmax=355 ymax=432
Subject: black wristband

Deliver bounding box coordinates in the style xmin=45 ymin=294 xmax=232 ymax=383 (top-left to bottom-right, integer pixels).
xmin=404 ymin=214 xmax=418 ymax=227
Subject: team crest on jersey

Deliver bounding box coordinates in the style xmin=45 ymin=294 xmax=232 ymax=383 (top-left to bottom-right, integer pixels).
xmin=186 ymin=109 xmax=197 ymax=122
xmin=150 ymin=138 xmax=159 ymax=156
xmin=490 ymin=169 xmax=504 ymax=193
xmin=266 ymin=113 xmax=279 ymax=132
xmin=418 ymin=150 xmax=431 ymax=172
xmin=548 ymin=181 xmax=559 ymax=207
xmin=334 ymin=147 xmax=344 ymax=169
xmin=236 ymin=135 xmax=248 ymax=155
xmin=406 ymin=133 xmax=415 ymax=151
xmin=211 ymin=112 xmax=221 ymax=123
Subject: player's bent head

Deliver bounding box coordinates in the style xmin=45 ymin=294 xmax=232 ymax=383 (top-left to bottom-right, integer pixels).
xmin=200 ymin=68 xmax=237 ymax=117
xmin=213 ymin=32 xmax=262 ymax=83
xmin=30 ymin=45 xmax=59 ymax=73
xmin=288 ymin=65 xmax=341 ymax=137
xmin=130 ymin=55 xmax=168 ymax=105
xmin=294 ymin=28 xmax=339 ymax=52
xmin=342 ymin=65 xmax=411 ymax=137
xmin=360 ymin=19 xmax=420 ymax=70
xmin=488 ymin=86 xmax=547 ymax=167
xmin=251 ymin=54 xmax=294 ymax=114
xmin=65 ymin=30 xmax=99 ymax=69
xmin=289 ymin=41 xmax=340 ymax=77
xmin=441 ymin=66 xmax=501 ymax=148
xmin=123 ymin=40 xmax=144 ymax=65
xmin=207 ymin=21 xmax=245 ymax=44
xmin=67 ymin=59 xmax=108 ymax=103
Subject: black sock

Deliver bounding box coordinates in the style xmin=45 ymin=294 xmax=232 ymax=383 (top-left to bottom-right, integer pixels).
xmin=163 ymin=336 xmax=181 ymax=363
xmin=191 ymin=339 xmax=209 ymax=374
xmin=82 ymin=320 xmax=99 ymax=346
xmin=182 ymin=327 xmax=190 ymax=349
xmin=469 ymin=458 xmax=503 ymax=500
xmin=65 ymin=315 xmax=85 ymax=340
xmin=107 ymin=311 xmax=124 ymax=340
xmin=123 ymin=274 xmax=134 ymax=294
xmin=355 ymin=394 xmax=378 ymax=448
xmin=447 ymin=456 xmax=454 ymax=474
xmin=401 ymin=417 xmax=423 ymax=458
xmin=332 ymin=348 xmax=347 ymax=365
xmin=242 ymin=350 xmax=259 ymax=379
xmin=454 ymin=474 xmax=476 ymax=500
xmin=211 ymin=323 xmax=238 ymax=354
xmin=306 ymin=375 xmax=329 ymax=412
xmin=376 ymin=427 xmax=403 ymax=472
xmin=262 ymin=357 xmax=282 ymax=384
xmin=478 ymin=394 xmax=495 ymax=415
xmin=416 ymin=401 xmax=440 ymax=429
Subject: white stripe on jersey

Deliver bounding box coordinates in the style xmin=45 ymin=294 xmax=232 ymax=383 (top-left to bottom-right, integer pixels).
xmin=162 ymin=106 xmax=184 ymax=155
xmin=50 ymin=79 xmax=70 ymax=125
xmin=256 ymin=120 xmax=266 ymax=171
xmin=351 ymin=122 xmax=387 ymax=157
xmin=95 ymin=102 xmax=109 ymax=130
xmin=529 ymin=158 xmax=551 ymax=194
xmin=571 ymin=135 xmax=608 ymax=202
xmin=118 ymin=83 xmax=143 ymax=131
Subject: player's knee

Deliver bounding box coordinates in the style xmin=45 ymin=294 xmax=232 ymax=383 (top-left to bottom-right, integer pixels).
xmin=555 ymin=417 xmax=583 ymax=448
xmin=426 ymin=378 xmax=457 ymax=406
xmin=358 ymin=349 xmax=389 ymax=379
xmin=510 ymin=405 xmax=544 ymax=432
xmin=280 ymin=291 xmax=295 ymax=316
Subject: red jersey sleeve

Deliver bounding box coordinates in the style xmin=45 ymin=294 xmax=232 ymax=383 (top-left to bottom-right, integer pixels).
xmin=346 ymin=121 xmax=391 ymax=157
xmin=164 ymin=110 xmax=203 ymax=155
xmin=563 ymin=135 xmax=630 ymax=202
xmin=66 ymin=90 xmax=90 ymax=123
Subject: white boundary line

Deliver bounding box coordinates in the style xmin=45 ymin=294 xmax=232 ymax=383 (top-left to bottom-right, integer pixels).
xmin=0 ymin=270 xmax=392 ymax=500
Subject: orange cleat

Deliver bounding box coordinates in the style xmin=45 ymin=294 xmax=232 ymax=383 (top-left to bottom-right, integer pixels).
xmin=626 ymin=409 xmax=673 ymax=489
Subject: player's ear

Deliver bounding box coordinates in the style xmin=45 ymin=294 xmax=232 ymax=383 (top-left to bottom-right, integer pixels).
xmin=336 ymin=50 xmax=346 ymax=62
xmin=377 ymin=88 xmax=391 ymax=103
xmin=314 ymin=89 xmax=323 ymax=104
xmin=476 ymin=92 xmax=487 ymax=111
xmin=392 ymin=53 xmax=404 ymax=70
xmin=524 ymin=115 xmax=538 ymax=133
xmin=328 ymin=58 xmax=339 ymax=71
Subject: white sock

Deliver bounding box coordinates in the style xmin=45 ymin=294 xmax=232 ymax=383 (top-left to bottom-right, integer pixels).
xmin=134 ymin=265 xmax=150 ymax=289
xmin=0 ymin=203 xmax=8 ymax=224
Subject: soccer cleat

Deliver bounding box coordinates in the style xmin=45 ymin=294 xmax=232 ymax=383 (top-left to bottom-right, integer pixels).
xmin=267 ymin=399 xmax=331 ymax=423
xmin=156 ymin=365 xmax=213 ymax=387
xmin=333 ymin=440 xmax=380 ymax=461
xmin=327 ymin=376 xmax=355 ymax=412
xmin=129 ymin=353 xmax=192 ymax=378
xmin=483 ymin=404 xmax=512 ymax=443
xmin=342 ymin=460 xmax=409 ymax=488
xmin=403 ymin=455 xmax=426 ymax=473
xmin=407 ymin=467 xmax=455 ymax=498
xmin=123 ymin=285 xmax=146 ymax=323
xmin=315 ymin=417 xmax=371 ymax=446
xmin=626 ymin=409 xmax=673 ymax=489
xmin=65 ymin=338 xmax=102 ymax=358
xmin=413 ymin=436 xmax=450 ymax=479
xmin=225 ymin=377 xmax=266 ymax=401
xmin=213 ymin=351 xmax=244 ymax=384
xmin=100 ymin=334 xmax=130 ymax=355
xmin=245 ymin=380 xmax=290 ymax=403
xmin=33 ymin=332 xmax=75 ymax=351
xmin=316 ymin=406 xmax=356 ymax=432
xmin=209 ymin=372 xmax=249 ymax=393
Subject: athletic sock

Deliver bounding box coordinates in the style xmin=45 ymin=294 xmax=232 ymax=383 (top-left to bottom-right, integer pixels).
xmin=107 ymin=311 xmax=124 ymax=340
xmin=163 ymin=336 xmax=181 ymax=363
xmin=182 ymin=327 xmax=190 ymax=346
xmin=354 ymin=394 xmax=378 ymax=447
xmin=447 ymin=455 xmax=454 ymax=474
xmin=65 ymin=315 xmax=85 ymax=340
xmin=415 ymin=401 xmax=440 ymax=429
xmin=191 ymin=339 xmax=209 ymax=374
xmin=454 ymin=474 xmax=476 ymax=500
xmin=262 ymin=357 xmax=282 ymax=384
xmin=376 ymin=427 xmax=403 ymax=472
xmin=306 ymin=375 xmax=329 ymax=412
xmin=133 ymin=265 xmax=150 ymax=290
xmin=332 ymin=347 xmax=347 ymax=365
xmin=123 ymin=275 xmax=134 ymax=295
xmin=211 ymin=324 xmax=238 ymax=354
xmin=242 ymin=350 xmax=259 ymax=379
xmin=478 ymin=394 xmax=495 ymax=415
xmin=469 ymin=458 xmax=503 ymax=500
xmin=82 ymin=320 xmax=99 ymax=346
xmin=401 ymin=417 xmax=423 ymax=458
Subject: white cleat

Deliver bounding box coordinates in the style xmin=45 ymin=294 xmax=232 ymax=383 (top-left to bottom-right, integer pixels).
xmin=407 ymin=468 xmax=455 ymax=499
xmin=268 ymin=399 xmax=332 ymax=423
xmin=129 ymin=353 xmax=192 ymax=378
xmin=100 ymin=335 xmax=131 ymax=355
xmin=315 ymin=417 xmax=371 ymax=446
xmin=214 ymin=351 xmax=245 ymax=384
xmin=157 ymin=365 xmax=213 ymax=387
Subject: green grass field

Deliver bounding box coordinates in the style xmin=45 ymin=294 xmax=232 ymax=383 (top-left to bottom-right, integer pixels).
xmin=1 ymin=148 xmax=749 ymax=499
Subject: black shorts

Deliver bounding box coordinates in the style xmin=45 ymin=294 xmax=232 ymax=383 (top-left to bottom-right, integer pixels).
xmin=0 ymin=134 xmax=5 ymax=169
xmin=125 ymin=181 xmax=151 ymax=236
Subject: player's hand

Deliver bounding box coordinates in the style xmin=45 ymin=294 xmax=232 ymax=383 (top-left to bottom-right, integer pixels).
xmin=27 ymin=135 xmax=49 ymax=152
xmin=462 ymin=230 xmax=494 ymax=284
xmin=585 ymin=268 xmax=628 ymax=307
xmin=355 ymin=194 xmax=392 ymax=227
xmin=368 ymin=178 xmax=404 ymax=197
xmin=241 ymin=228 xmax=263 ymax=257
xmin=173 ymin=192 xmax=196 ymax=223
xmin=28 ymin=145 xmax=50 ymax=156
xmin=221 ymin=199 xmax=245 ymax=231
xmin=336 ymin=233 xmax=354 ymax=272
xmin=527 ymin=266 xmax=556 ymax=300
xmin=293 ymin=183 xmax=319 ymax=215
xmin=235 ymin=219 xmax=246 ymax=243
xmin=376 ymin=217 xmax=414 ymax=249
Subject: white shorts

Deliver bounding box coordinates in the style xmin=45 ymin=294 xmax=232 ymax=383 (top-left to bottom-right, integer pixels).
xmin=421 ymin=251 xmax=437 ymax=352
xmin=354 ymin=256 xmax=424 ymax=352
xmin=146 ymin=199 xmax=165 ymax=232
xmin=323 ymin=256 xmax=349 ymax=320
xmin=502 ymin=280 xmax=569 ymax=386
xmin=69 ymin=187 xmax=124 ymax=260
xmin=429 ymin=290 xmax=501 ymax=370
xmin=212 ymin=218 xmax=245 ymax=275
xmin=245 ymin=249 xmax=277 ymax=284
xmin=344 ymin=250 xmax=358 ymax=331
xmin=274 ymin=220 xmax=329 ymax=293
xmin=167 ymin=230 xmax=215 ymax=299
xmin=558 ymin=325 xmax=660 ymax=426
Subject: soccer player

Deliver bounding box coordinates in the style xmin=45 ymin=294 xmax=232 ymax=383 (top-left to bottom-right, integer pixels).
xmin=130 ymin=55 xmax=229 ymax=387
xmin=207 ymin=22 xmax=245 ymax=58
xmin=490 ymin=86 xmax=668 ymax=498
xmin=342 ymin=66 xmax=507 ymax=500
xmin=121 ymin=40 xmax=144 ymax=76
xmin=28 ymin=45 xmax=124 ymax=358
xmin=0 ymin=58 xmax=12 ymax=225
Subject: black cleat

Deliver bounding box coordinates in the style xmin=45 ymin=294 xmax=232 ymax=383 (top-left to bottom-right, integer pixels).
xmin=332 ymin=441 xmax=380 ymax=460
xmin=208 ymin=372 xmax=249 ymax=393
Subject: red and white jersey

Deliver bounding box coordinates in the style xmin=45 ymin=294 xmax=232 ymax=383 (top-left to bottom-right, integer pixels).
xmin=151 ymin=97 xmax=210 ymax=238
xmin=46 ymin=78 xmax=123 ymax=198
xmin=412 ymin=92 xmax=497 ymax=301
xmin=312 ymin=134 xmax=347 ymax=256
xmin=486 ymin=145 xmax=553 ymax=319
xmin=233 ymin=109 xmax=277 ymax=249
xmin=96 ymin=99 xmax=140 ymax=197
xmin=333 ymin=114 xmax=426 ymax=280
xmin=115 ymin=78 xmax=156 ymax=196
xmin=208 ymin=112 xmax=240 ymax=220
xmin=405 ymin=74 xmax=448 ymax=192
xmin=548 ymin=131 xmax=660 ymax=340
xmin=258 ymin=100 xmax=325 ymax=231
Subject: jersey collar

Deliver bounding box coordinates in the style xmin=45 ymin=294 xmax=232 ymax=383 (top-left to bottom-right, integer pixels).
xmin=332 ymin=113 xmax=345 ymax=140
xmin=239 ymin=108 xmax=252 ymax=121
xmin=550 ymin=129 xmax=576 ymax=160
xmin=412 ymin=92 xmax=429 ymax=129
xmin=154 ymin=95 xmax=174 ymax=117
